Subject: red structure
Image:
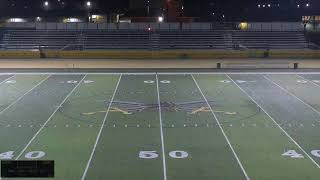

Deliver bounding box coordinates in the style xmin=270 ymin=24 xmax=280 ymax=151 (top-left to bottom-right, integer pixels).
xmin=128 ymin=0 xmax=193 ymax=22
xmin=165 ymin=0 xmax=183 ymax=22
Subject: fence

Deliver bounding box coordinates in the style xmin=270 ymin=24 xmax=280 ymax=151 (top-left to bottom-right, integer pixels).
xmin=3 ymin=22 xmax=310 ymax=31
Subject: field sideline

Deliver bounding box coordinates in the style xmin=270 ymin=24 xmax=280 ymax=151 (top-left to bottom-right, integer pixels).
xmin=0 ymin=72 xmax=320 ymax=180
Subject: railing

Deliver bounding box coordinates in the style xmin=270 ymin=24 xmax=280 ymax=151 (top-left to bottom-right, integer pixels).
xmin=60 ymin=44 xmax=85 ymax=51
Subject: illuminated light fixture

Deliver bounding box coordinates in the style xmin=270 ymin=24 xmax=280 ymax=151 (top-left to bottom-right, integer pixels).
xmin=258 ymin=4 xmax=261 ymax=8
xmin=263 ymin=4 xmax=265 ymax=8
xmin=7 ymin=18 xmax=26 ymax=23
xmin=306 ymin=3 xmax=310 ymax=7
xmin=44 ymin=1 xmax=49 ymax=7
xmin=158 ymin=16 xmax=164 ymax=22
xmin=297 ymin=4 xmax=300 ymax=8
xmin=86 ymin=1 xmax=91 ymax=7
xmin=268 ymin=4 xmax=271 ymax=7
xmin=63 ymin=17 xmax=82 ymax=23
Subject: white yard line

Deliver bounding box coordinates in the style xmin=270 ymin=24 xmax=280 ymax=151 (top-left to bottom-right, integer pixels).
xmin=0 ymin=75 xmax=51 ymax=115
xmin=81 ymin=74 xmax=122 ymax=180
xmin=1 ymin=72 xmax=320 ymax=76
xmin=0 ymin=75 xmax=16 ymax=86
xmin=160 ymin=72 xmax=320 ymax=75
xmin=0 ymin=73 xmax=155 ymax=75
xmin=191 ymin=74 xmax=250 ymax=180
xmin=264 ymin=75 xmax=320 ymax=122
xmin=15 ymin=74 xmax=87 ymax=160
xmin=155 ymin=74 xmax=168 ymax=180
xmin=296 ymin=74 xmax=320 ymax=89
xmin=226 ymin=74 xmax=320 ymax=169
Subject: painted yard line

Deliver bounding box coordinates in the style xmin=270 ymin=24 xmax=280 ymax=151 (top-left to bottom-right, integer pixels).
xmin=15 ymin=74 xmax=87 ymax=160
xmin=0 ymin=75 xmax=16 ymax=86
xmin=81 ymin=74 xmax=122 ymax=180
xmin=226 ymin=74 xmax=320 ymax=169
xmin=155 ymin=74 xmax=168 ymax=180
xmin=263 ymin=75 xmax=320 ymax=122
xmin=1 ymin=72 xmax=320 ymax=75
xmin=296 ymin=74 xmax=320 ymax=89
xmin=191 ymin=74 xmax=250 ymax=180
xmin=0 ymin=73 xmax=156 ymax=76
xmin=0 ymin=75 xmax=51 ymax=115
xmin=159 ymin=72 xmax=320 ymax=75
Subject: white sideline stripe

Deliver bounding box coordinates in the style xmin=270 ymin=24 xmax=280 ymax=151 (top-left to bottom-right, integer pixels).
xmin=296 ymin=74 xmax=320 ymax=89
xmin=81 ymin=74 xmax=122 ymax=180
xmin=1 ymin=72 xmax=320 ymax=75
xmin=159 ymin=72 xmax=320 ymax=75
xmin=156 ymin=74 xmax=168 ymax=180
xmin=0 ymin=75 xmax=51 ymax=115
xmin=226 ymin=74 xmax=320 ymax=169
xmin=191 ymin=74 xmax=250 ymax=180
xmin=264 ymin=75 xmax=320 ymax=122
xmin=15 ymin=74 xmax=87 ymax=160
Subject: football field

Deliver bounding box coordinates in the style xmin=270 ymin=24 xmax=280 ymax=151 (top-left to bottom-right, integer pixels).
xmin=1 ymin=72 xmax=320 ymax=180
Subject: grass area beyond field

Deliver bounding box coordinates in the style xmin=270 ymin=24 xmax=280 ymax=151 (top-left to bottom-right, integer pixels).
xmin=0 ymin=72 xmax=320 ymax=180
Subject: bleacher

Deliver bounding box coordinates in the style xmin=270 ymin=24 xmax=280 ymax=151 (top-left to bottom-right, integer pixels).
xmin=85 ymin=31 xmax=150 ymax=50
xmin=0 ymin=29 xmax=309 ymax=50
xmin=158 ymin=31 xmax=231 ymax=49
xmin=232 ymin=31 xmax=308 ymax=49
xmin=1 ymin=30 xmax=79 ymax=50
xmin=0 ymin=29 xmax=5 ymax=49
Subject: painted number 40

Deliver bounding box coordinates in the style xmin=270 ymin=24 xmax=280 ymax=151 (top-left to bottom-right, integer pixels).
xmin=139 ymin=150 xmax=188 ymax=159
xmin=0 ymin=151 xmax=45 ymax=160
xmin=282 ymin=150 xmax=320 ymax=159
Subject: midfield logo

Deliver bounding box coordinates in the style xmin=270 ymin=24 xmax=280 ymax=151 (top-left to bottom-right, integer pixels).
xmin=81 ymin=101 xmax=237 ymax=115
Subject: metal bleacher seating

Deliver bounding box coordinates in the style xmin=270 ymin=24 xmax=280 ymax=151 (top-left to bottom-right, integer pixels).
xmin=157 ymin=31 xmax=231 ymax=49
xmin=85 ymin=31 xmax=150 ymax=50
xmin=1 ymin=30 xmax=79 ymax=50
xmin=0 ymin=29 xmax=310 ymax=50
xmin=232 ymin=31 xmax=308 ymax=49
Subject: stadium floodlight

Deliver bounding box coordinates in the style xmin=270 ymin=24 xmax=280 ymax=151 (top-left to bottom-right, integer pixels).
xmin=158 ymin=16 xmax=164 ymax=22
xmin=44 ymin=1 xmax=49 ymax=7
xmin=86 ymin=1 xmax=92 ymax=8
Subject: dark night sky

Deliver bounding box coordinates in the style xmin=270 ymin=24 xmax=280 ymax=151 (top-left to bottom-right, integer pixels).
xmin=0 ymin=0 xmax=319 ymax=21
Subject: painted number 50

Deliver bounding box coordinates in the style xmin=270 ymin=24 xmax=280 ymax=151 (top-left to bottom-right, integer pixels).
xmin=139 ymin=150 xmax=188 ymax=159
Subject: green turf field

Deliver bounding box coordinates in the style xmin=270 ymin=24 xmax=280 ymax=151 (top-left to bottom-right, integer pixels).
xmin=0 ymin=72 xmax=320 ymax=180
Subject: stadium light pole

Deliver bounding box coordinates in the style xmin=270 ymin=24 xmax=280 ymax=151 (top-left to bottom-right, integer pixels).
xmin=86 ymin=1 xmax=92 ymax=22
